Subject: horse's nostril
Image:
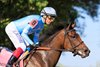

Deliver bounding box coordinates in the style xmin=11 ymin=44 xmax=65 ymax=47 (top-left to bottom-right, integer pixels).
xmin=88 ymin=50 xmax=90 ymax=53
xmin=85 ymin=49 xmax=90 ymax=54
xmin=85 ymin=49 xmax=88 ymax=52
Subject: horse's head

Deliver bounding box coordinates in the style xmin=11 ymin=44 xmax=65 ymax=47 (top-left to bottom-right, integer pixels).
xmin=63 ymin=23 xmax=90 ymax=58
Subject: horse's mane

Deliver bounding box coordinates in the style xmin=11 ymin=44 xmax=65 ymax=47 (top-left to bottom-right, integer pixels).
xmin=42 ymin=29 xmax=63 ymax=45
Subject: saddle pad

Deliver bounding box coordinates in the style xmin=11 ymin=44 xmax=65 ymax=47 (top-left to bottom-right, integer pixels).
xmin=0 ymin=48 xmax=12 ymax=67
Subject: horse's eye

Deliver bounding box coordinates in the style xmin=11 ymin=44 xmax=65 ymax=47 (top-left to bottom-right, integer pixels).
xmin=72 ymin=36 xmax=76 ymax=38
xmin=72 ymin=34 xmax=77 ymax=38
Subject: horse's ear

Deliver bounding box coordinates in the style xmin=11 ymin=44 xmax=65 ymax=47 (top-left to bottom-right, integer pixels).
xmin=71 ymin=22 xmax=76 ymax=28
xmin=66 ymin=22 xmax=76 ymax=30
xmin=66 ymin=23 xmax=71 ymax=30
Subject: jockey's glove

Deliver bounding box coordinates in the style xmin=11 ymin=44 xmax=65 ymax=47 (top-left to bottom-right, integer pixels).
xmin=26 ymin=45 xmax=34 ymax=52
xmin=35 ymin=43 xmax=40 ymax=47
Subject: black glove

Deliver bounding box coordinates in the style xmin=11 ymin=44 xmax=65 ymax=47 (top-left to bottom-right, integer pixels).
xmin=35 ymin=43 xmax=40 ymax=47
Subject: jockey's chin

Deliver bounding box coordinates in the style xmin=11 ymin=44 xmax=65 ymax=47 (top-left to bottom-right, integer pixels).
xmin=45 ymin=21 xmax=53 ymax=25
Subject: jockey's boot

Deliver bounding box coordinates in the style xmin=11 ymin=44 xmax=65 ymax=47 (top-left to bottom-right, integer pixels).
xmin=6 ymin=55 xmax=17 ymax=67
xmin=6 ymin=47 xmax=23 ymax=67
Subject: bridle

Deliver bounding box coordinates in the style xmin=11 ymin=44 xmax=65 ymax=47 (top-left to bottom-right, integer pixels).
xmin=46 ymin=28 xmax=84 ymax=53
xmin=63 ymin=28 xmax=84 ymax=56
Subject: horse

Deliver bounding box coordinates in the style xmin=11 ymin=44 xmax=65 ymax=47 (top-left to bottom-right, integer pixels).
xmin=23 ymin=23 xmax=90 ymax=67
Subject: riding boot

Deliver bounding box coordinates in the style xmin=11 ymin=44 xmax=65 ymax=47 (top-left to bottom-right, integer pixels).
xmin=6 ymin=55 xmax=18 ymax=67
xmin=6 ymin=47 xmax=23 ymax=67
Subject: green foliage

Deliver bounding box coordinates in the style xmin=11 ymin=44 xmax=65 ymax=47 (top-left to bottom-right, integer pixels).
xmin=0 ymin=0 xmax=48 ymax=19
xmin=0 ymin=18 xmax=12 ymax=49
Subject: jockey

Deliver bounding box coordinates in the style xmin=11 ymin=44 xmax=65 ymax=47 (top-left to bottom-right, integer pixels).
xmin=5 ymin=7 xmax=57 ymax=67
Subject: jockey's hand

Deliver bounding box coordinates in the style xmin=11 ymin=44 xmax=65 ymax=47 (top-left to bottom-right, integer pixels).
xmin=35 ymin=43 xmax=40 ymax=47
xmin=26 ymin=45 xmax=34 ymax=52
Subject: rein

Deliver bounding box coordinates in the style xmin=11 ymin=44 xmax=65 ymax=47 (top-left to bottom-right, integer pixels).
xmin=23 ymin=32 xmax=84 ymax=66
xmin=64 ymin=28 xmax=84 ymax=51
xmin=22 ymin=28 xmax=85 ymax=66
xmin=36 ymin=28 xmax=84 ymax=52
xmin=36 ymin=47 xmax=70 ymax=52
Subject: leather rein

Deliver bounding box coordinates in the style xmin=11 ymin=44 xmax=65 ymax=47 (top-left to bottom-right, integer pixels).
xmin=36 ymin=28 xmax=84 ymax=52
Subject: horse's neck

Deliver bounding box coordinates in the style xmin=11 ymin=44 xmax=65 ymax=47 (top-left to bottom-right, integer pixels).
xmin=41 ymin=30 xmax=64 ymax=66
xmin=36 ymin=45 xmax=62 ymax=67
xmin=46 ymin=49 xmax=62 ymax=67
xmin=35 ymin=50 xmax=62 ymax=67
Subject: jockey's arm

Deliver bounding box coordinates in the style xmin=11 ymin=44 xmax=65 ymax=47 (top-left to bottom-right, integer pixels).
xmin=21 ymin=25 xmax=34 ymax=45
xmin=33 ymin=30 xmax=41 ymax=46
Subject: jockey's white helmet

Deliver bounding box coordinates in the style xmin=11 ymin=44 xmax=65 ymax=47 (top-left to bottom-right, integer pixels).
xmin=40 ymin=7 xmax=57 ymax=17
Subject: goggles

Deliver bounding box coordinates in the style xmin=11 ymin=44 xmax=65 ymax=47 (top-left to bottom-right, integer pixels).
xmin=47 ymin=16 xmax=55 ymax=21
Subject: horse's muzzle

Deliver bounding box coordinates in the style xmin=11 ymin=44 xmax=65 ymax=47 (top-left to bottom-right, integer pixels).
xmin=73 ymin=49 xmax=90 ymax=58
xmin=79 ymin=49 xmax=90 ymax=58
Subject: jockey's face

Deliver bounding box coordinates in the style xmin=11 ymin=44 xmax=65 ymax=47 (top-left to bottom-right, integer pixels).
xmin=45 ymin=16 xmax=55 ymax=25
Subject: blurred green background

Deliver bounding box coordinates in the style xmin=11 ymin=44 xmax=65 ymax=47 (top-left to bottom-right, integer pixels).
xmin=0 ymin=0 xmax=99 ymax=50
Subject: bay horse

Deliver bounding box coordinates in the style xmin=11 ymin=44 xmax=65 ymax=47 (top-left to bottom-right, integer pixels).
xmin=23 ymin=23 xmax=90 ymax=67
